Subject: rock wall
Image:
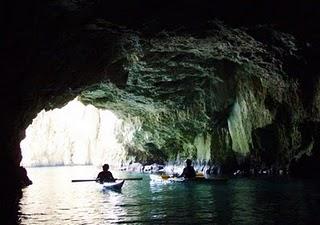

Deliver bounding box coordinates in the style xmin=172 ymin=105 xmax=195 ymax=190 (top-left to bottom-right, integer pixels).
xmin=2 ymin=17 xmax=319 ymax=180
xmin=3 ymin=1 xmax=320 ymax=223
xmin=79 ymin=21 xmax=319 ymax=176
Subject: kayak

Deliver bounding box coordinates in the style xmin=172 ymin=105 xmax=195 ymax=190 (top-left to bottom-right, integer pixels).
xmin=150 ymin=174 xmax=228 ymax=183
xmin=102 ymin=180 xmax=125 ymax=190
xmin=150 ymin=174 xmax=184 ymax=183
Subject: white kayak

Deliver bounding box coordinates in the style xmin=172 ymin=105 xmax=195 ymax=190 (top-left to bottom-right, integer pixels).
xmin=102 ymin=180 xmax=125 ymax=190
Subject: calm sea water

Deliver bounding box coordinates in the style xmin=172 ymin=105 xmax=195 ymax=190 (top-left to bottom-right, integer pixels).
xmin=19 ymin=166 xmax=320 ymax=225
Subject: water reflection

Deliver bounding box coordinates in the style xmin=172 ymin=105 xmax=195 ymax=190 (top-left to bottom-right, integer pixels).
xmin=149 ymin=180 xmax=233 ymax=224
xmin=230 ymin=179 xmax=256 ymax=224
xmin=18 ymin=167 xmax=320 ymax=225
xmin=19 ymin=166 xmax=129 ymax=224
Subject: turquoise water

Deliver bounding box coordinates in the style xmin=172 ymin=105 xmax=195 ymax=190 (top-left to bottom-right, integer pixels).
xmin=19 ymin=166 xmax=320 ymax=225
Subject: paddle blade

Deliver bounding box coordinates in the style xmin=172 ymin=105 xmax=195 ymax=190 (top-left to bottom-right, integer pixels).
xmin=71 ymin=179 xmax=97 ymax=182
xmin=116 ymin=177 xmax=143 ymax=181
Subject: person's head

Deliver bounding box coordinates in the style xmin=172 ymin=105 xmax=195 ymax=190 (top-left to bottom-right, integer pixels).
xmin=102 ymin=164 xmax=109 ymax=171
xmin=186 ymin=159 xmax=192 ymax=166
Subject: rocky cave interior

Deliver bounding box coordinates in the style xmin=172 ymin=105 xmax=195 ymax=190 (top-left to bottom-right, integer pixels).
xmin=2 ymin=0 xmax=320 ymax=219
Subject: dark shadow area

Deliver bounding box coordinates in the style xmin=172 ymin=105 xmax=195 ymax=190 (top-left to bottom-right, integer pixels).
xmin=2 ymin=0 xmax=320 ymax=223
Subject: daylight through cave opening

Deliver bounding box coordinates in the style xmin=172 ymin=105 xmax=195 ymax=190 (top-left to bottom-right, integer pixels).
xmin=20 ymin=98 xmax=141 ymax=167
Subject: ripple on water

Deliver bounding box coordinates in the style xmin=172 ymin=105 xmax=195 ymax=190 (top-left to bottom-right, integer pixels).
xmin=19 ymin=167 xmax=320 ymax=225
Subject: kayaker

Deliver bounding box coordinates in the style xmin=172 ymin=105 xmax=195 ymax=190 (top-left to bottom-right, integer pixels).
xmin=96 ymin=164 xmax=115 ymax=183
xmin=178 ymin=159 xmax=196 ymax=179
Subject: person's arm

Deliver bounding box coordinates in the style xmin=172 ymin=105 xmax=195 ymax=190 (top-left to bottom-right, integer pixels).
xmin=111 ymin=173 xmax=115 ymax=181
xmin=108 ymin=171 xmax=116 ymax=181
xmin=96 ymin=172 xmax=102 ymax=183
xmin=178 ymin=168 xmax=185 ymax=178
xmin=191 ymin=167 xmax=196 ymax=178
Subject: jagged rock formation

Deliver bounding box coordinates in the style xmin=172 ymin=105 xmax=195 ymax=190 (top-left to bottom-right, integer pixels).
xmin=3 ymin=18 xmax=320 ymax=177
xmin=77 ymin=21 xmax=319 ymax=176
xmin=2 ymin=2 xmax=320 ymax=222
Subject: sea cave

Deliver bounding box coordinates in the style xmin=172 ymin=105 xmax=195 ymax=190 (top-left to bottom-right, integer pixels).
xmin=2 ymin=1 xmax=320 ymax=224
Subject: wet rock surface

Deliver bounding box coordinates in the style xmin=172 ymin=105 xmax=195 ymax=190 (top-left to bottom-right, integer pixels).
xmin=79 ymin=21 xmax=319 ymax=178
xmin=2 ymin=2 xmax=320 ymax=221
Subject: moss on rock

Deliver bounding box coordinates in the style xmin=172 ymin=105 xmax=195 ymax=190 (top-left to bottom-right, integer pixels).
xmin=74 ymin=21 xmax=318 ymax=175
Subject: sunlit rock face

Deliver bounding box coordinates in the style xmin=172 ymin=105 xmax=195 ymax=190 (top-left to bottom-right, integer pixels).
xmin=73 ymin=21 xmax=319 ymax=176
xmin=21 ymin=98 xmax=141 ymax=167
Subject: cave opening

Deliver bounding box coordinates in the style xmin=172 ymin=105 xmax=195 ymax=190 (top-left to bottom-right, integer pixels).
xmin=20 ymin=97 xmax=141 ymax=168
xmin=3 ymin=1 xmax=320 ymax=224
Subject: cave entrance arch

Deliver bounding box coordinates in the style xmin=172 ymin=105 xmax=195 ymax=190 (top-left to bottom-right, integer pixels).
xmin=20 ymin=97 xmax=140 ymax=168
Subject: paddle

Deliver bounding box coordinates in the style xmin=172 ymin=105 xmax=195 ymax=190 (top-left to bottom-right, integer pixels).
xmin=71 ymin=177 xmax=142 ymax=182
